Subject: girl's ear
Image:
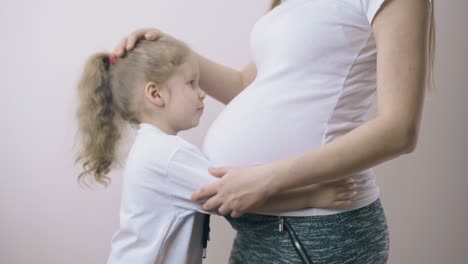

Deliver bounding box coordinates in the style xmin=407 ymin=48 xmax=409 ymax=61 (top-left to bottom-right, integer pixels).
xmin=144 ymin=82 xmax=165 ymax=107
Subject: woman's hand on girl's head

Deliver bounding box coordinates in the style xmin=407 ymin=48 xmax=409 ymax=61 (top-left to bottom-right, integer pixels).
xmin=113 ymin=28 xmax=165 ymax=57
xmin=191 ymin=165 xmax=276 ymax=218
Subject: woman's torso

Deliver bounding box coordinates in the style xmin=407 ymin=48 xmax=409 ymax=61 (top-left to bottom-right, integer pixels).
xmin=202 ymin=0 xmax=382 ymax=216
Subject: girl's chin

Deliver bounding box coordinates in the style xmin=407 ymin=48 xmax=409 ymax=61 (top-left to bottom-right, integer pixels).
xmin=188 ymin=120 xmax=200 ymax=129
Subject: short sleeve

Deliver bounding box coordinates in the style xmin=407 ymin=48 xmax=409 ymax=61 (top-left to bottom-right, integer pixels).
xmin=167 ymin=145 xmax=220 ymax=215
xmin=361 ymin=0 xmax=387 ymax=25
xmin=361 ymin=0 xmax=432 ymax=25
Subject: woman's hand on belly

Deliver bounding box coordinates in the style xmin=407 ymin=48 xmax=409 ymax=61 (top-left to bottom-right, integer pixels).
xmin=191 ymin=165 xmax=275 ymax=218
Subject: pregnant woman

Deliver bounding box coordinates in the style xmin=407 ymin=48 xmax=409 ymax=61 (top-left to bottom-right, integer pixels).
xmin=114 ymin=0 xmax=434 ymax=263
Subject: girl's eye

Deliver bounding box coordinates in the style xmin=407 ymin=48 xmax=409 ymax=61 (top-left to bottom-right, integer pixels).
xmin=189 ymin=80 xmax=196 ymax=87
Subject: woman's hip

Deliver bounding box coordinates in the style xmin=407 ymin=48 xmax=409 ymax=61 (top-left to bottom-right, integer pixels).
xmin=225 ymin=198 xmax=389 ymax=264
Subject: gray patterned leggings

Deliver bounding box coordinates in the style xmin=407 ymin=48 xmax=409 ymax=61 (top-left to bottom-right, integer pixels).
xmin=224 ymin=199 xmax=389 ymax=264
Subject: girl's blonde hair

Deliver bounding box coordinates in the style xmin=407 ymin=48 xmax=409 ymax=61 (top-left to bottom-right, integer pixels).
xmin=269 ymin=0 xmax=436 ymax=94
xmin=75 ymin=36 xmax=191 ymax=188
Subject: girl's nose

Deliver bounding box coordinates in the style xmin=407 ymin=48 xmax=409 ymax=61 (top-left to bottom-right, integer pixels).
xmin=199 ymin=88 xmax=206 ymax=99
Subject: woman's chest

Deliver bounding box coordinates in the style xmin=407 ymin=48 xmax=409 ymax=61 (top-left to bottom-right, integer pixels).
xmin=250 ymin=0 xmax=371 ymax=68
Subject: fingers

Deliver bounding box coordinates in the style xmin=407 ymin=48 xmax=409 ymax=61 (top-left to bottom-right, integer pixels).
xmin=338 ymin=177 xmax=355 ymax=185
xmin=202 ymin=195 xmax=222 ymax=212
xmin=337 ymin=191 xmax=357 ymax=201
xmin=113 ymin=28 xmax=164 ymax=57
xmin=144 ymin=29 xmax=162 ymax=40
xmin=218 ymin=203 xmax=245 ymax=218
xmin=208 ymin=167 xmax=228 ymax=177
xmin=335 ymin=177 xmax=357 ymax=192
xmin=127 ymin=28 xmax=163 ymax=49
xmin=230 ymin=211 xmax=244 ymax=218
xmin=332 ymin=191 xmax=355 ymax=208
xmin=325 ymin=176 xmax=354 ymax=187
xmin=113 ymin=37 xmax=128 ymax=57
xmin=126 ymin=28 xmax=147 ymax=50
xmin=333 ymin=200 xmax=352 ymax=207
xmin=217 ymin=203 xmax=231 ymax=216
xmin=191 ymin=182 xmax=219 ymax=201
xmin=336 ymin=183 xmax=358 ymax=193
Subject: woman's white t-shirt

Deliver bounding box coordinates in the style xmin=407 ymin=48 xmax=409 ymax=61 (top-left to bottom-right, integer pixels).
xmin=202 ymin=0 xmax=414 ymax=216
xmin=107 ymin=123 xmax=218 ymax=264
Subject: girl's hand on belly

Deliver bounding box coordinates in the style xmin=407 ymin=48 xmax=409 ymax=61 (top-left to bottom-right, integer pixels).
xmin=306 ymin=177 xmax=358 ymax=209
xmin=191 ymin=165 xmax=275 ymax=218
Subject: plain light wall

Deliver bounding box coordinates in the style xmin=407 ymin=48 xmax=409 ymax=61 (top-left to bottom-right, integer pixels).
xmin=1 ymin=0 xmax=466 ymax=263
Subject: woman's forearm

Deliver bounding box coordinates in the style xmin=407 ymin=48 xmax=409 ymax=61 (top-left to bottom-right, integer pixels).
xmin=267 ymin=117 xmax=417 ymax=194
xmin=195 ymin=52 xmax=246 ymax=105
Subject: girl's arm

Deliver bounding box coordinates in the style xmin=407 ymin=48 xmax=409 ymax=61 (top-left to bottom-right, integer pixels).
xmin=251 ymin=179 xmax=357 ymax=214
xmin=193 ymin=0 xmax=431 ymax=217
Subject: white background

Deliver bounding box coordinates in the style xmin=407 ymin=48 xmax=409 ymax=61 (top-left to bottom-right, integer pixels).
xmin=1 ymin=0 xmax=467 ymax=263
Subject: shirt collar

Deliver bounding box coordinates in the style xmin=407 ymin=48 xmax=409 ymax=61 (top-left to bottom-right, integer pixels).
xmin=138 ymin=123 xmax=165 ymax=135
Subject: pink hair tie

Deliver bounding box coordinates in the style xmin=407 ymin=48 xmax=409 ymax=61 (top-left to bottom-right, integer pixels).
xmin=109 ymin=55 xmax=116 ymax=65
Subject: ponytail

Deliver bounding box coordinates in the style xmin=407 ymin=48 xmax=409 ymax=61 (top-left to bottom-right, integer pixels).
xmin=270 ymin=0 xmax=282 ymax=10
xmin=75 ymin=37 xmax=193 ymax=188
xmin=75 ymin=53 xmax=122 ymax=188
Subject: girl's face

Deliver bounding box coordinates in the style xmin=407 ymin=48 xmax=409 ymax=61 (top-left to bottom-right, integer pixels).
xmin=163 ymin=52 xmax=206 ymax=132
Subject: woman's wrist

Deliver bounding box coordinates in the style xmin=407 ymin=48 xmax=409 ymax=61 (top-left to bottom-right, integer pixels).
xmin=261 ymin=161 xmax=321 ymax=210
xmin=262 ymin=159 xmax=291 ymax=197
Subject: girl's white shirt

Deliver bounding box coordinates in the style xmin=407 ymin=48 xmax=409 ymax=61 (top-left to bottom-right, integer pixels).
xmin=202 ymin=0 xmax=422 ymax=216
xmin=107 ymin=123 xmax=218 ymax=264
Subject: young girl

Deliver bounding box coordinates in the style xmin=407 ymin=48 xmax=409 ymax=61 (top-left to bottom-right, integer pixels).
xmin=74 ymin=36 xmax=358 ymax=264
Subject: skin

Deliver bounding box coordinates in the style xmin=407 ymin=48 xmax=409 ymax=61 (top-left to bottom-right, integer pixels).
xmin=110 ymin=0 xmax=432 ymax=216
xmin=136 ymin=50 xmax=358 ymax=213
xmin=139 ymin=52 xmax=206 ymax=135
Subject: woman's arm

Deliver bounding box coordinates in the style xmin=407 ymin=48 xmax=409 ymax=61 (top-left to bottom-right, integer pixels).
xmin=196 ymin=53 xmax=257 ymax=105
xmin=112 ymin=28 xmax=256 ymax=105
xmin=113 ymin=29 xmax=351 ymax=213
xmin=192 ymin=0 xmax=431 ymax=217
xmin=169 ymin=143 xmax=357 ymax=215
xmin=268 ymin=0 xmax=430 ymax=192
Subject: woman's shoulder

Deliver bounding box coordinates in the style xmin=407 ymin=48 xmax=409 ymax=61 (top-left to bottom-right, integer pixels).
xmin=348 ymin=0 xmax=432 ymax=26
